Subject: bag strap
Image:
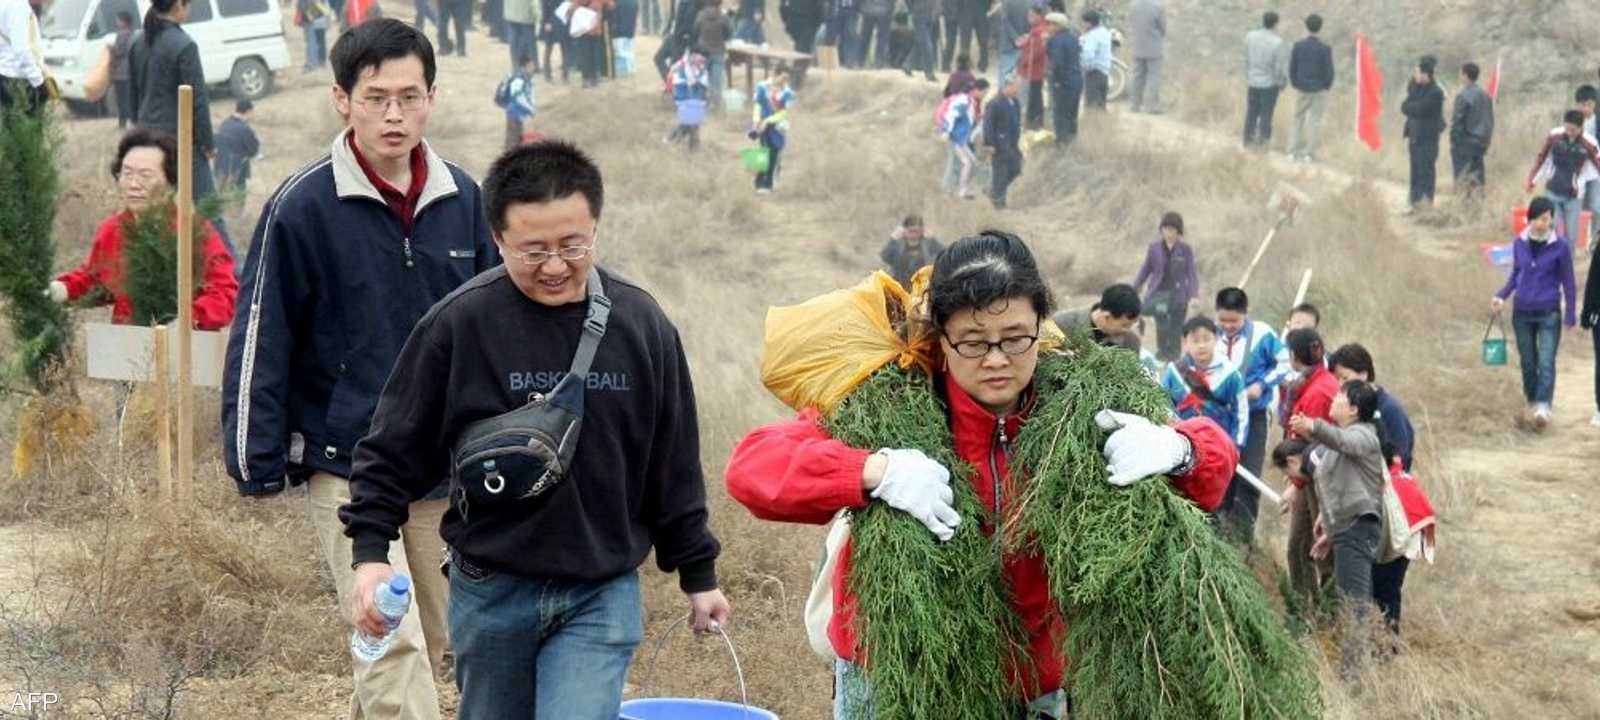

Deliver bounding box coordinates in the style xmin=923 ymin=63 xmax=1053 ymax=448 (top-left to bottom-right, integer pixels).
xmin=1483 ymin=313 xmax=1505 ymax=341
xmin=568 ymin=266 xmax=611 ymax=380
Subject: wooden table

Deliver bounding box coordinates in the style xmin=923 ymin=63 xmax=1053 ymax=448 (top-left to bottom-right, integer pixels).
xmin=725 ymin=42 xmax=814 ymax=97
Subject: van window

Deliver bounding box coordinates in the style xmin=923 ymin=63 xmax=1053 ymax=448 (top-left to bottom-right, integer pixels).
xmin=38 ymin=0 xmax=93 ymax=39
xmin=218 ymin=0 xmax=270 ymax=17
xmin=86 ymin=0 xmax=139 ymax=40
xmin=185 ymin=0 xmax=215 ymax=23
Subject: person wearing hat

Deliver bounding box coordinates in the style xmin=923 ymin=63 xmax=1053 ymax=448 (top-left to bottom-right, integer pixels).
xmin=1044 ymin=11 xmax=1080 ymax=144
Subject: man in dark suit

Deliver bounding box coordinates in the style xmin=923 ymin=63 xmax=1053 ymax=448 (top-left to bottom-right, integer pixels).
xmin=984 ymin=75 xmax=1023 ymax=209
xmin=1401 ymin=55 xmax=1446 ymax=210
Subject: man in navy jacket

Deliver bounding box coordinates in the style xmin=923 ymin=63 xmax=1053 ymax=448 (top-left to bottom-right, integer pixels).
xmin=984 ymin=75 xmax=1023 ymax=209
xmin=221 ymin=19 xmax=498 ymax=720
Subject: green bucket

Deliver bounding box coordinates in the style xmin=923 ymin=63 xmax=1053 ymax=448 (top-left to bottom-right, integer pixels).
xmin=740 ymin=145 xmax=770 ymax=174
xmin=1482 ymin=315 xmax=1508 ymax=366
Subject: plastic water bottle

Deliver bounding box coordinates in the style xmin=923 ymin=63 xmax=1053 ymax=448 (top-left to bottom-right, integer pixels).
xmin=350 ymin=574 xmax=412 ymax=662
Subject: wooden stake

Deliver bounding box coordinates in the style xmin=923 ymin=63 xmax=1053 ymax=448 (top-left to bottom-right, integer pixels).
xmin=153 ymin=324 xmax=172 ymax=498
xmin=176 ymin=85 xmax=195 ymax=504
xmin=1236 ymin=223 xmax=1282 ymax=290
xmin=1290 ymin=268 xmax=1313 ymax=309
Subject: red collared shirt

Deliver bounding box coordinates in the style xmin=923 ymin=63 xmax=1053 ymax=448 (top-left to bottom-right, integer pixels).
xmin=347 ymin=133 xmax=428 ymax=236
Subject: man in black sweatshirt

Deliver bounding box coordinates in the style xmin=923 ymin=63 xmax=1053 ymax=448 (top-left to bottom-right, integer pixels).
xmin=1401 ymin=55 xmax=1446 ymax=210
xmin=341 ymin=141 xmax=729 ymax=719
xmin=1286 ymin=13 xmax=1332 ymax=162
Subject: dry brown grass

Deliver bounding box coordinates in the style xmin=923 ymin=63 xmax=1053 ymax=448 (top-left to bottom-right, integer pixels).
xmin=1 ymin=3 xmax=1598 ymax=717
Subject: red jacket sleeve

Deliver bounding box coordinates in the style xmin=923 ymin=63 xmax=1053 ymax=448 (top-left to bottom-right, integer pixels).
xmin=1169 ymin=417 xmax=1236 ymax=512
xmin=725 ymin=408 xmax=872 ymax=526
xmin=56 ymin=216 xmax=121 ymax=301
xmin=191 ymin=223 xmax=238 ymax=330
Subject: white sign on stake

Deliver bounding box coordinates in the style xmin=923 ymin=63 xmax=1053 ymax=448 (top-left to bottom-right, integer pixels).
xmin=84 ymin=322 xmax=227 ymax=388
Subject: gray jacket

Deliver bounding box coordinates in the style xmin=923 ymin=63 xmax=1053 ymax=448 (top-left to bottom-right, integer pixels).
xmin=1308 ymin=420 xmax=1385 ymax=535
xmin=996 ymin=0 xmax=1030 ymax=49
xmin=503 ymin=0 xmax=538 ymax=26
xmin=1451 ymin=81 xmax=1494 ymax=150
xmin=1243 ymin=27 xmax=1286 ymax=89
xmin=1128 ymin=0 xmax=1164 ymax=59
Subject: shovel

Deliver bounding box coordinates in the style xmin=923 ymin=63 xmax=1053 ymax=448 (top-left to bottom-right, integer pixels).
xmin=1238 ymin=182 xmax=1310 ymax=289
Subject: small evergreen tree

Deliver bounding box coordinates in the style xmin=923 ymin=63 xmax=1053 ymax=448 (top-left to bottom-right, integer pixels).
xmin=0 ymin=84 xmax=68 ymax=392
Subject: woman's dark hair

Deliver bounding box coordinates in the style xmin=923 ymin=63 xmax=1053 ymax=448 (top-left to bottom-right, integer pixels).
xmin=330 ymin=18 xmax=438 ymax=95
xmin=1328 ymin=342 xmax=1377 ymax=381
xmin=1528 ymin=195 xmax=1555 ymax=222
xmin=144 ymin=0 xmax=188 ymax=43
xmin=1285 ymin=328 xmax=1324 ymax=367
xmin=483 ymin=140 xmax=604 ymax=232
xmin=929 ymin=230 xmax=1054 ymax=331
xmin=1340 ymin=379 xmax=1395 ymax=460
xmin=1159 ymin=211 xmax=1184 ymax=236
xmin=956 ymin=54 xmax=971 ymax=72
xmin=111 ymin=128 xmax=179 ymax=185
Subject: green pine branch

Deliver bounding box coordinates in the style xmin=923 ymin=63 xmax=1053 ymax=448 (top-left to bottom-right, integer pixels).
xmin=0 ymin=87 xmax=68 ymax=393
xmin=121 ymin=194 xmax=226 ymax=328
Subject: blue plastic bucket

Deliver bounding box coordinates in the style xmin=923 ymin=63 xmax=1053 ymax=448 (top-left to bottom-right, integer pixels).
xmin=620 ymin=698 xmax=779 ymax=720
xmin=676 ymin=99 xmax=707 ymax=127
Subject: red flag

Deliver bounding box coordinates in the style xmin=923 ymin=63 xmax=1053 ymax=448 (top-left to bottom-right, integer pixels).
xmin=1486 ymin=54 xmax=1503 ymax=99
xmin=1355 ymin=34 xmax=1383 ymax=152
xmin=347 ymin=0 xmax=375 ymax=25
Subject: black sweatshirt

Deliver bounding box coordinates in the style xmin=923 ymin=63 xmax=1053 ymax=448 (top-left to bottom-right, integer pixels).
xmin=340 ymin=266 xmax=721 ymax=592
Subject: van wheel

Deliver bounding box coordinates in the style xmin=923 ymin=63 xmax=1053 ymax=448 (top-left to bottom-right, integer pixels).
xmin=230 ymin=57 xmax=273 ymax=99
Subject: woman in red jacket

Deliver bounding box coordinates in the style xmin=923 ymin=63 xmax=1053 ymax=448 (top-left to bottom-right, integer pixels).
xmin=725 ymin=231 xmax=1238 ymax=718
xmin=48 ymin=129 xmax=238 ymax=330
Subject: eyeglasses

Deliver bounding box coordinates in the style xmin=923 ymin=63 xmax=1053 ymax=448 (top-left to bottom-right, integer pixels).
xmin=509 ymin=243 xmax=594 ymax=266
xmin=354 ymin=91 xmax=429 ymax=113
xmin=944 ymin=335 xmax=1039 ymax=359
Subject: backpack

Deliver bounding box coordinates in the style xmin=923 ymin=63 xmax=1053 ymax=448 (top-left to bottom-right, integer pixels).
xmin=933 ymin=94 xmax=958 ymax=135
xmin=494 ymin=75 xmax=516 ymax=109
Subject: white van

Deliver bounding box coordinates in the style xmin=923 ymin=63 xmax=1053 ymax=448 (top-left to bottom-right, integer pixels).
xmin=38 ymin=0 xmax=291 ymax=115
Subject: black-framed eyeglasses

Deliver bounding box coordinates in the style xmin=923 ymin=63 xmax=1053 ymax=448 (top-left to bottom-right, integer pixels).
xmin=943 ymin=335 xmax=1039 ymax=359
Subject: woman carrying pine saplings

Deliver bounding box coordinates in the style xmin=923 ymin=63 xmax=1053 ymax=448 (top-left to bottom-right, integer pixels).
xmin=727 ymin=231 xmax=1322 ymax=719
xmin=46 ymin=129 xmax=238 ymax=329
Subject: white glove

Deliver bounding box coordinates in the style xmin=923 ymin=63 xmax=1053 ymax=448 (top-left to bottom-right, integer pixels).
xmin=1094 ymin=409 xmax=1193 ymax=487
xmin=871 ymin=448 xmax=961 ymax=542
xmin=44 ymin=281 xmax=68 ymax=303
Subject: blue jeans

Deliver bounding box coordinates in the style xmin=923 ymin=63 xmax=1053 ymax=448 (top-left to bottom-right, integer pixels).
xmin=997 ymin=48 xmax=1019 ymax=89
xmin=1511 ymin=309 xmax=1561 ymax=404
xmin=303 ymin=24 xmax=328 ymax=68
xmin=706 ymin=52 xmax=726 ymax=109
xmin=833 ymin=660 xmax=1066 ymax=719
xmin=1547 ymin=189 xmax=1583 ymax=245
xmin=449 ymin=565 xmax=643 ymax=720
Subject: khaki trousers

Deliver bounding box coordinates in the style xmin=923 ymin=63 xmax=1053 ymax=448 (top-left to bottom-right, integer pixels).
xmin=1288 ymin=90 xmax=1328 ymax=158
xmin=309 ymin=472 xmax=449 ymax=720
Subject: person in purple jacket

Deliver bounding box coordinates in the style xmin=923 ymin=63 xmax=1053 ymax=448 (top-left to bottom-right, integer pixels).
xmin=1132 ymin=210 xmax=1201 ymax=361
xmin=1491 ymin=196 xmax=1578 ymax=430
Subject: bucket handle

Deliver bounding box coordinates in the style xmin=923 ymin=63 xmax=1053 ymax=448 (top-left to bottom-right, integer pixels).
xmin=1484 ymin=313 xmax=1506 ymax=341
xmin=641 ymin=614 xmax=753 ymax=715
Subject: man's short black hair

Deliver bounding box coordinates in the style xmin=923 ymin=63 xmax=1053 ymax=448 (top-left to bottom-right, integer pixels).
xmin=1081 ymin=8 xmax=1100 ymax=25
xmin=1418 ymin=54 xmax=1437 ymax=78
xmin=1215 ymin=286 xmax=1248 ymax=313
xmin=902 ymin=214 xmax=924 ymax=228
xmin=1304 ymin=13 xmax=1321 ymax=33
xmin=1462 ymin=62 xmax=1480 ymax=83
xmin=1159 ymin=210 xmax=1184 ymax=236
xmin=1098 ymin=283 xmax=1141 ymax=319
xmin=235 ymin=98 xmax=254 ymax=113
xmin=483 ymin=140 xmax=605 ymax=232
xmin=1565 ymin=109 xmax=1587 ymax=127
xmin=330 ymin=18 xmax=437 ymax=95
xmin=974 ymin=78 xmax=990 ymax=90
xmin=111 ymin=128 xmax=179 ymax=185
xmin=1182 ymin=315 xmax=1218 ymax=337
xmin=1291 ymin=302 xmax=1320 ymax=324
xmin=1262 ymin=11 xmax=1278 ymax=28
xmin=1579 ymin=85 xmax=1599 ymax=104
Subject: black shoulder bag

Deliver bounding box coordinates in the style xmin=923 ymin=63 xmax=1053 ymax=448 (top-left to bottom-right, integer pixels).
xmin=450 ymin=267 xmax=611 ymax=521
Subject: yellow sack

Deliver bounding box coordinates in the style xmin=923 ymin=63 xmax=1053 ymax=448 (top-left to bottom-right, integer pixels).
xmin=761 ymin=270 xmax=936 ymax=413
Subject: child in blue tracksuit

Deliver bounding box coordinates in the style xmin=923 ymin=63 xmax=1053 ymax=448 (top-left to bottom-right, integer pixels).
xmin=666 ymin=51 xmax=709 ymax=149
xmin=751 ymin=67 xmax=795 ymax=192
xmin=1212 ymin=286 xmax=1291 ymax=542
xmin=499 ymin=53 xmax=539 ymax=150
xmin=1162 ymin=315 xmax=1250 ymax=452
